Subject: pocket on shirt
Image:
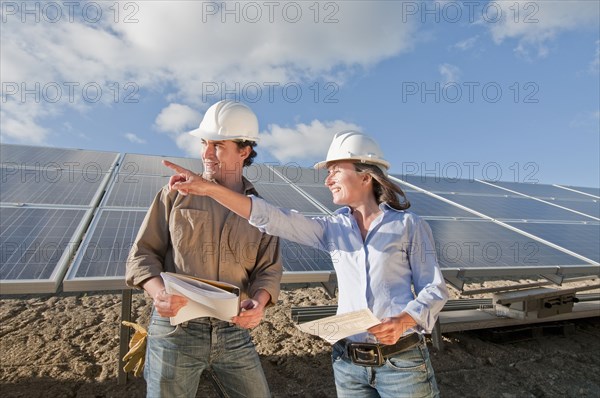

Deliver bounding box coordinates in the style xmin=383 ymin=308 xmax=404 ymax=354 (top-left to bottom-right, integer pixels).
xmin=170 ymin=208 xmax=209 ymax=252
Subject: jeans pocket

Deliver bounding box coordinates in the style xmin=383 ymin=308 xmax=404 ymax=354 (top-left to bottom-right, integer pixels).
xmin=147 ymin=315 xmax=183 ymax=338
xmin=385 ymin=344 xmax=427 ymax=372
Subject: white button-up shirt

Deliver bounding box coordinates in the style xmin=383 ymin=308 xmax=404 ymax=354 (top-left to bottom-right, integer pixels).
xmin=249 ymin=197 xmax=449 ymax=342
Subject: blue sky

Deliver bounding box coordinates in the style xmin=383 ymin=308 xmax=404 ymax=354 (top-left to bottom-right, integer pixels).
xmin=1 ymin=0 xmax=599 ymax=188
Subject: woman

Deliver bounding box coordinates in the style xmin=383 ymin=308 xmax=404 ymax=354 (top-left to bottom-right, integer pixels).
xmin=164 ymin=130 xmax=449 ymax=398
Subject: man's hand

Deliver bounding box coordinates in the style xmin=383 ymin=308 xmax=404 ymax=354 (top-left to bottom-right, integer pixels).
xmin=232 ymin=299 xmax=265 ymax=329
xmin=367 ymin=312 xmax=417 ymax=345
xmin=152 ymin=289 xmax=188 ymax=317
xmin=162 ymin=160 xmax=212 ymax=196
xmin=232 ymin=289 xmax=271 ymax=329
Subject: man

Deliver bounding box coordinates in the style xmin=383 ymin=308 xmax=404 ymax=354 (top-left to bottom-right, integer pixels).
xmin=126 ymin=100 xmax=282 ymax=398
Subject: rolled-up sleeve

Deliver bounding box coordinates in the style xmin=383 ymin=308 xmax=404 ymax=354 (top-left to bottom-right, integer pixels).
xmin=402 ymin=217 xmax=449 ymax=333
xmin=247 ymin=232 xmax=282 ymax=305
xmin=125 ymin=188 xmax=172 ymax=289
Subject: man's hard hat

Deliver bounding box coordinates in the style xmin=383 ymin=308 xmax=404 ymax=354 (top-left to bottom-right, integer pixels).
xmin=314 ymin=130 xmax=390 ymax=171
xmin=189 ymin=100 xmax=259 ymax=142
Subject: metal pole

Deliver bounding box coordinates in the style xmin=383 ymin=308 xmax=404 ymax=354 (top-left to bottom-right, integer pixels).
xmin=118 ymin=289 xmax=133 ymax=385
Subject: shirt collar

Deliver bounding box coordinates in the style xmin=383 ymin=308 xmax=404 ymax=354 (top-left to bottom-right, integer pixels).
xmin=334 ymin=202 xmax=403 ymax=216
xmin=242 ymin=176 xmax=259 ymax=196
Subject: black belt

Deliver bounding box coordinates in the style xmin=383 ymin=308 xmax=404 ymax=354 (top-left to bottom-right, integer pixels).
xmin=346 ymin=333 xmax=421 ymax=367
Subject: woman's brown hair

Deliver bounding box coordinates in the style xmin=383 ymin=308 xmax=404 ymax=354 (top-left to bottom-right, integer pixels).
xmin=353 ymin=163 xmax=410 ymax=210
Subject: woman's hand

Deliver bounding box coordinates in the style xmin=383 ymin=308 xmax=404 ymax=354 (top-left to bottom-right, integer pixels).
xmin=163 ymin=160 xmax=213 ymax=196
xmin=368 ymin=312 xmax=417 ymax=345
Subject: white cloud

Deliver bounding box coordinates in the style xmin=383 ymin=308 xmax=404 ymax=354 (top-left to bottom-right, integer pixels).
xmin=0 ymin=114 xmax=49 ymax=144
xmin=154 ymin=104 xmax=202 ymax=134
xmin=591 ymin=40 xmax=600 ymax=74
xmin=175 ymin=133 xmax=204 ymax=158
xmin=485 ymin=1 xmax=599 ymax=58
xmin=439 ymin=63 xmax=461 ymax=83
xmin=569 ymin=110 xmax=600 ymax=131
xmin=124 ymin=133 xmax=147 ymax=144
xmin=260 ymin=119 xmax=362 ymax=165
xmin=0 ymin=1 xmax=418 ymax=145
xmin=154 ymin=103 xmax=204 ymax=157
xmin=452 ymin=36 xmax=479 ymax=51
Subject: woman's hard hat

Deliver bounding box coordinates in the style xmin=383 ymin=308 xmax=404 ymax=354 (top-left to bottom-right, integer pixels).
xmin=314 ymin=130 xmax=390 ymax=171
xmin=189 ymin=100 xmax=259 ymax=142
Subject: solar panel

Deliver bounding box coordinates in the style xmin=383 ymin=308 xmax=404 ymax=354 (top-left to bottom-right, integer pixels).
xmin=3 ymin=140 xmax=598 ymax=295
xmin=272 ymin=165 xmax=328 ymax=185
xmin=1 ymin=166 xmax=111 ymax=207
xmin=102 ymin=175 xmax=170 ymax=208
xmin=280 ymin=239 xmax=334 ymax=272
xmin=549 ymin=199 xmax=600 ymax=219
xmin=393 ymin=174 xmax=508 ymax=195
xmin=560 ymin=185 xmax=600 ymax=198
xmin=426 ymin=219 xmax=588 ymax=269
xmin=119 ymin=153 xmax=204 ymax=176
xmin=506 ymin=222 xmax=600 ymax=263
xmin=1 ymin=143 xmax=118 ymax=173
xmin=244 ymin=164 xmax=285 ymax=183
xmin=63 ymin=209 xmax=147 ymax=291
xmin=0 ymin=206 xmax=92 ymax=294
xmin=253 ymin=182 xmax=325 ymax=214
xmin=402 ymin=192 xmax=477 ymax=219
xmin=439 ymin=193 xmax=593 ymax=222
xmin=294 ymin=185 xmax=338 ymax=213
xmin=487 ymin=180 xmax=597 ymax=201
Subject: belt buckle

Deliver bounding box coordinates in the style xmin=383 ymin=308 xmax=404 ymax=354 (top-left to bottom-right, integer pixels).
xmin=348 ymin=343 xmax=384 ymax=367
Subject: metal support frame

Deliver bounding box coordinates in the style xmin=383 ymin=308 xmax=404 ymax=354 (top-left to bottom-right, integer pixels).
xmin=320 ymin=273 xmax=338 ymax=298
xmin=431 ymin=318 xmax=443 ymax=350
xmin=118 ymin=289 xmax=133 ymax=385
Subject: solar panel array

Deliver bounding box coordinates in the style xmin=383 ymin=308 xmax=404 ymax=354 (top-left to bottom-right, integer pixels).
xmin=1 ymin=143 xmax=598 ymax=294
xmin=1 ymin=144 xmax=118 ymax=293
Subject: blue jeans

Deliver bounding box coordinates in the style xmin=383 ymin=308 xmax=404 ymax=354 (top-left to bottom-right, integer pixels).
xmin=144 ymin=312 xmax=270 ymax=398
xmin=332 ymin=337 xmax=440 ymax=398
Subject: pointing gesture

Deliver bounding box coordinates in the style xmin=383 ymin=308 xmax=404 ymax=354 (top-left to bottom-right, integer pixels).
xmin=162 ymin=160 xmax=213 ymax=196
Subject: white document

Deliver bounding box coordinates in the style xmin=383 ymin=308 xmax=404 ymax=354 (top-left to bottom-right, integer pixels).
xmin=160 ymin=272 xmax=240 ymax=326
xmin=295 ymin=309 xmax=381 ymax=344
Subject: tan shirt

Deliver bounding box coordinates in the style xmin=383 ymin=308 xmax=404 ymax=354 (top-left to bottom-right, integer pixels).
xmin=125 ymin=178 xmax=282 ymax=304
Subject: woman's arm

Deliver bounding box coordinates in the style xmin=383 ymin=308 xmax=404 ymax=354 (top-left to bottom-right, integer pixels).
xmin=163 ymin=160 xmax=252 ymax=219
xmin=163 ymin=160 xmax=328 ymax=250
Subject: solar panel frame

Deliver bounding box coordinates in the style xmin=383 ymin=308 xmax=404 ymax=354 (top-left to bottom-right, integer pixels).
xmin=1 ymin=165 xmax=112 ymax=207
xmin=425 ymin=218 xmax=594 ymax=270
xmin=438 ymin=193 xmax=594 ymax=222
xmin=63 ymin=208 xmax=148 ymax=291
xmin=504 ymin=221 xmax=600 ymax=263
xmin=244 ymin=164 xmax=286 ymax=183
xmin=559 ymin=185 xmax=600 ymax=198
xmin=393 ymin=174 xmax=510 ymax=196
xmin=0 ymin=206 xmax=93 ymax=294
xmin=4 ymin=140 xmax=599 ymax=294
xmin=1 ymin=143 xmax=119 ymax=173
xmin=547 ymin=199 xmax=600 ymax=219
xmin=252 ymin=182 xmax=327 ymax=215
xmin=271 ymin=165 xmax=329 ymax=186
xmin=101 ymin=174 xmax=170 ymax=209
xmin=485 ymin=180 xmax=598 ymax=201
xmin=119 ymin=153 xmax=204 ymax=176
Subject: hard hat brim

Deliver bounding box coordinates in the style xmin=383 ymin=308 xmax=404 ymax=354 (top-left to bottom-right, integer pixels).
xmin=189 ymin=127 xmax=260 ymax=142
xmin=314 ymin=157 xmax=390 ymax=170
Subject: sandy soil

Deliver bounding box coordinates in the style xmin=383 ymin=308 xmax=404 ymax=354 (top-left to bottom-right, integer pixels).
xmin=1 ymin=280 xmax=599 ymax=398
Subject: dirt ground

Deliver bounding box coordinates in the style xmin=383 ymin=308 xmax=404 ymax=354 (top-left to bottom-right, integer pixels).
xmin=1 ymin=280 xmax=599 ymax=398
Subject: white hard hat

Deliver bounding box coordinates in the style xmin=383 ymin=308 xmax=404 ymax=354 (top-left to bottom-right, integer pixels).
xmin=314 ymin=130 xmax=390 ymax=171
xmin=189 ymin=100 xmax=259 ymax=142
